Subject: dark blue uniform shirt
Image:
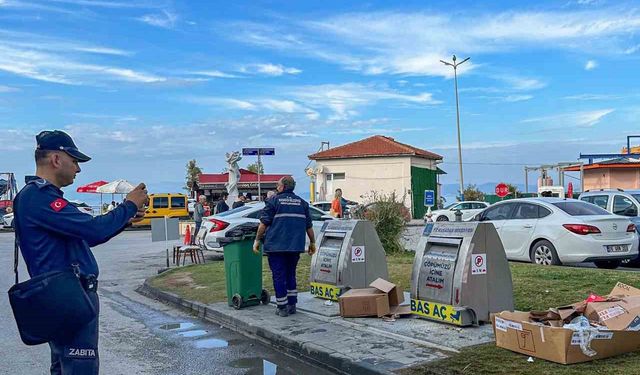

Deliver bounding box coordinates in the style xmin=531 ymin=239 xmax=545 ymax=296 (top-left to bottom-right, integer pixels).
xmin=13 ymin=178 xmax=137 ymax=278
xmin=260 ymin=189 xmax=312 ymax=253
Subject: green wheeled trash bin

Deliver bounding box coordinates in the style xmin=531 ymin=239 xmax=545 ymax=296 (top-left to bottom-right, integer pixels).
xmin=221 ymin=229 xmax=270 ymax=310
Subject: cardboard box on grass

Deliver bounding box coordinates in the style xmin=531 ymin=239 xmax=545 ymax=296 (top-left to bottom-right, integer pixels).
xmin=583 ymin=282 xmax=640 ymax=331
xmin=339 ymin=278 xmax=407 ymax=318
xmin=492 ymin=282 xmax=640 ymax=364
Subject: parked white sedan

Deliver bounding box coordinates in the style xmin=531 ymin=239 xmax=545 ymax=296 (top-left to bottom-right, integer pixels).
xmin=471 ymin=198 xmax=638 ymax=269
xmin=196 ymin=202 xmax=334 ymax=253
xmin=428 ymin=201 xmax=489 ymax=222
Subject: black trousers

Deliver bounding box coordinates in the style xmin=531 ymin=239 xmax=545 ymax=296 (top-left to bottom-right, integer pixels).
xmin=49 ymin=291 xmax=99 ymax=375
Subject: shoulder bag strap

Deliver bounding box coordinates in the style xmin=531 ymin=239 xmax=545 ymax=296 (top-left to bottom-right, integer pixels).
xmin=12 ymin=190 xmax=21 ymax=285
xmin=13 ymin=223 xmax=19 ymax=285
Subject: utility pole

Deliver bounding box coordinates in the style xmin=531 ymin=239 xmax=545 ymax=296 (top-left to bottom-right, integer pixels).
xmin=440 ymin=55 xmax=470 ymax=201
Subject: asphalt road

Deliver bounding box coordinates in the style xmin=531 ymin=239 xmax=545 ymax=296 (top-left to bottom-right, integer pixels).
xmin=0 ymin=231 xmax=332 ymax=375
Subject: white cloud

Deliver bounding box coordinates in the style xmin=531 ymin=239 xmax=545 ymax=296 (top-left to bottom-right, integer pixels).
xmin=138 ymin=10 xmax=178 ymax=29
xmin=334 ymin=127 xmax=423 ymax=135
xmin=186 ymin=97 xmax=257 ymax=110
xmin=0 ymin=0 xmax=75 ymax=13
xmin=72 ymin=46 xmax=132 ymax=56
xmin=261 ymin=99 xmax=306 ymax=113
xmin=191 ymin=70 xmax=239 ymax=78
xmin=625 ymin=44 xmax=640 ymax=54
xmin=0 ymin=29 xmax=133 ymax=56
xmin=585 ymin=60 xmax=598 ymax=70
xmin=431 ymin=140 xmax=521 ymax=151
xmin=351 ymin=118 xmax=391 ymax=127
xmin=0 ymin=40 xmax=164 ymax=85
xmin=184 ymin=84 xmax=435 ymax=120
xmin=70 ymin=113 xmax=138 ymax=123
xmin=494 ymin=75 xmax=546 ymax=91
xmin=229 ymin=9 xmax=640 ymax=77
xmin=563 ymin=93 xmax=621 ymax=100
xmin=240 ymin=63 xmax=302 ymax=76
xmin=282 ymin=131 xmax=317 ymax=137
xmin=186 ymin=96 xmax=319 ymax=118
xmin=576 ymin=0 xmax=601 ymax=5
xmin=503 ymin=95 xmax=533 ymax=102
xmin=522 ymin=108 xmax=614 ymax=127
xmin=48 ymin=0 xmax=158 ymax=8
xmin=0 ymin=84 xmax=19 ymax=92
xmin=289 ymin=83 xmax=440 ymax=120
xmin=108 ymin=130 xmax=135 ymax=142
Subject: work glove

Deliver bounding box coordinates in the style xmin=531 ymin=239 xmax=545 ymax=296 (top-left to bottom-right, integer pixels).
xmin=253 ymin=240 xmax=261 ymax=255
xmin=307 ymin=242 xmax=316 ymax=256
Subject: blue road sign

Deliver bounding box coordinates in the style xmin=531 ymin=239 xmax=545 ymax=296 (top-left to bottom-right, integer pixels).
xmin=242 ymin=148 xmax=275 ymax=156
xmin=424 ymin=190 xmax=435 ymax=207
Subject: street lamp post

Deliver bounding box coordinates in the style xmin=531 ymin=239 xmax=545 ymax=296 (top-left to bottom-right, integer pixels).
xmin=440 ymin=55 xmax=470 ymax=201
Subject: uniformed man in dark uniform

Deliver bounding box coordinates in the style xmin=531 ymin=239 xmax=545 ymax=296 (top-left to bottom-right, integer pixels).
xmin=13 ymin=130 xmax=148 ymax=375
xmin=254 ymin=176 xmax=316 ymax=317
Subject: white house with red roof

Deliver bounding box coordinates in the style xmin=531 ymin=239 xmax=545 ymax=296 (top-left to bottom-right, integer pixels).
xmin=308 ymin=135 xmax=445 ymax=219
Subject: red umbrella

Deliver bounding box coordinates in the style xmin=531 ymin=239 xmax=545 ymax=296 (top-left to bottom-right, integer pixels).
xmin=567 ymin=182 xmax=574 ymax=198
xmin=76 ymin=180 xmax=108 ymax=193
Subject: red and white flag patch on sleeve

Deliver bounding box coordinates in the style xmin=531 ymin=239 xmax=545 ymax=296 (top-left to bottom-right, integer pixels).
xmin=50 ymin=198 xmax=68 ymax=212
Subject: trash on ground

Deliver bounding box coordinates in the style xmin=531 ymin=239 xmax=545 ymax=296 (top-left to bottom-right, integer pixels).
xmin=493 ymin=282 xmax=640 ymax=364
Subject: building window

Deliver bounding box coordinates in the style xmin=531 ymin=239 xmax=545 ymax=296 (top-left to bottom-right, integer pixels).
xmin=333 ymin=173 xmax=345 ymax=180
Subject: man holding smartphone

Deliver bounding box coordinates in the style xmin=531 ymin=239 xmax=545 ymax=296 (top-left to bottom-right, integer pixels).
xmin=12 ymin=130 xmax=148 ymax=374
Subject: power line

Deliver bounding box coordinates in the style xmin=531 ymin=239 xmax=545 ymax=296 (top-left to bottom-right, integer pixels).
xmin=439 ymin=161 xmax=582 ymax=167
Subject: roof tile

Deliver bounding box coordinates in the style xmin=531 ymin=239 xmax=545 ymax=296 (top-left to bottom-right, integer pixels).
xmin=308 ymin=135 xmax=442 ymax=160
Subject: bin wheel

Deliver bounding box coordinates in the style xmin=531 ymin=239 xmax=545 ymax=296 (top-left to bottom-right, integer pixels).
xmin=232 ymin=294 xmax=243 ymax=310
xmin=260 ymin=289 xmax=270 ymax=305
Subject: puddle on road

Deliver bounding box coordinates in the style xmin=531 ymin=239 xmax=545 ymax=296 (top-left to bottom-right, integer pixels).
xmin=178 ymin=330 xmax=208 ymax=338
xmin=159 ymin=322 xmax=195 ymax=331
xmin=194 ymin=338 xmax=229 ymax=349
xmin=230 ymin=357 xmax=295 ymax=375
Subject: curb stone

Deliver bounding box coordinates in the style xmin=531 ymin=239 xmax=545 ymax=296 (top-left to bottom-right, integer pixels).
xmin=137 ymin=280 xmax=409 ymax=375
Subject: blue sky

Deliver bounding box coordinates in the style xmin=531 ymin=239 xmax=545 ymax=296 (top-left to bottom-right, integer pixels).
xmin=2 ymin=0 xmax=640 ymax=203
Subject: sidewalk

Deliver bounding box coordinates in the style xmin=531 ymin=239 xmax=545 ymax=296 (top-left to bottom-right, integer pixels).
xmin=138 ymin=281 xmax=494 ymax=375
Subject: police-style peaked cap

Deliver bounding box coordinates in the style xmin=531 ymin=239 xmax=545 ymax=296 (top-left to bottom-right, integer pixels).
xmin=36 ymin=130 xmax=91 ymax=162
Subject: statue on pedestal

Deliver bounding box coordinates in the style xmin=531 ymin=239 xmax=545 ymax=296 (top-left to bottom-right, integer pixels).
xmin=225 ymin=151 xmax=242 ymax=207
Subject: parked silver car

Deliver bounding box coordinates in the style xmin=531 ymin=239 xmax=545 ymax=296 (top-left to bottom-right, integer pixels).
xmin=196 ymin=202 xmax=334 ymax=253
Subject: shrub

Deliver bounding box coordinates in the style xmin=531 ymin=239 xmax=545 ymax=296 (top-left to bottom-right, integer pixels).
xmin=352 ymin=191 xmax=409 ymax=254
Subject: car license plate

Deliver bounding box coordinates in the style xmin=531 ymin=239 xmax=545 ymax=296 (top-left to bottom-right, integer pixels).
xmin=605 ymin=245 xmax=628 ymax=253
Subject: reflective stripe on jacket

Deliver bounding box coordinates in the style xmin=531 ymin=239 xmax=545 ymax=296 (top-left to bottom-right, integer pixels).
xmin=260 ymin=190 xmax=312 ymax=253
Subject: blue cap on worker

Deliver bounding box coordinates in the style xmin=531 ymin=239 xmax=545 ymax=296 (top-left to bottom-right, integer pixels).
xmin=36 ymin=130 xmax=91 ymax=162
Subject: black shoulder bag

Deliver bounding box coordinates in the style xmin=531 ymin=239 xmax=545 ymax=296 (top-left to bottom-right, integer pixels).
xmin=8 ymin=224 xmax=97 ymax=345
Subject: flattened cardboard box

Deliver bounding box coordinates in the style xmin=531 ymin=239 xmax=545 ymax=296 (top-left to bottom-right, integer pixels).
xmin=338 ymin=278 xmax=405 ymax=318
xmin=493 ymin=311 xmax=640 ymax=364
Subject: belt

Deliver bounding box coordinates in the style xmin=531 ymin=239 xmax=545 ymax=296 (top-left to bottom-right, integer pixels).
xmin=80 ymin=274 xmax=98 ymax=293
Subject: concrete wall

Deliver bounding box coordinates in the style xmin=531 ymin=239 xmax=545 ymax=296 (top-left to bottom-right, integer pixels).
xmin=410 ymin=157 xmax=438 ymax=170
xmin=315 ymin=157 xmax=412 ymax=206
xmin=583 ymin=168 xmax=640 ymax=190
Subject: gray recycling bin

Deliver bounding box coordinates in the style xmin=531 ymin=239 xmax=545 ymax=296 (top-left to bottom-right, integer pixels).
xmin=309 ymin=220 xmax=389 ymax=301
xmin=410 ymin=222 xmax=514 ymax=326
